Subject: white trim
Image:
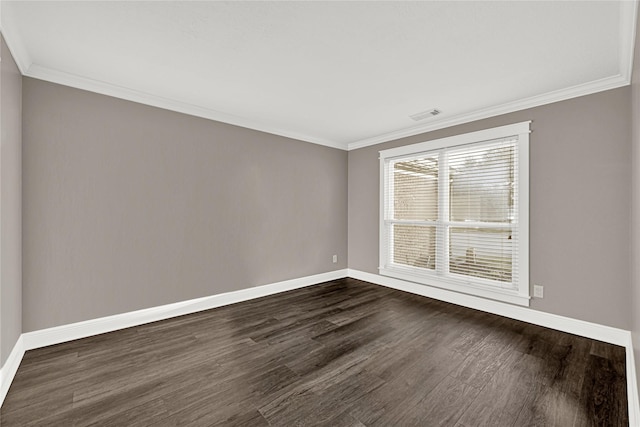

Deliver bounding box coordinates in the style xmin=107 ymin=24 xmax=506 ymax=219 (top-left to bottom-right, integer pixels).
xmin=0 ymin=335 xmax=24 ymax=407
xmin=0 ymin=270 xmax=347 ymax=408
xmin=2 ymin=2 xmax=637 ymax=153
xmin=0 ymin=3 xmax=31 ymax=74
xmin=0 ymin=11 xmax=346 ymax=152
xmin=17 ymin=65 xmax=632 ymax=154
xmin=22 ymin=65 xmax=347 ymax=150
xmin=348 ymin=269 xmax=630 ymax=346
xmin=22 ymin=269 xmax=347 ymax=351
xmin=379 ymin=121 xmax=531 ymax=158
xmin=348 ymin=75 xmax=628 ymax=151
xmin=626 ymin=334 xmax=640 ymax=427
xmin=352 ymin=266 xmax=640 ymax=425
xmin=379 ymin=122 xmax=531 ymax=306
xmin=518 ymin=126 xmax=530 ymax=303
xmin=437 ymin=150 xmax=449 ymax=278
xmin=379 ymin=153 xmax=387 ymax=275
xmin=2 ymin=269 xmax=639 ymax=421
xmin=379 ymin=268 xmax=530 ymax=307
xmin=348 ymin=0 xmax=638 ymax=152
xmin=619 ymin=0 xmax=638 ymax=84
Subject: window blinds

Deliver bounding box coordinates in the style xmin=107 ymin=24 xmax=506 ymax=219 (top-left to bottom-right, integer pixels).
xmin=383 ymin=136 xmax=520 ymax=290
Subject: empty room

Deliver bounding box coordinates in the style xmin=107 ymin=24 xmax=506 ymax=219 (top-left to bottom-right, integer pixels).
xmin=0 ymin=1 xmax=640 ymax=426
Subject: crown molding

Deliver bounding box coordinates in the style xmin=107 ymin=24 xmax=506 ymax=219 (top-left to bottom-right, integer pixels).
xmin=348 ymin=2 xmax=638 ymax=151
xmin=347 ymin=73 xmax=628 ymax=151
xmin=2 ymin=1 xmax=637 ymax=153
xmin=15 ymin=62 xmax=633 ymax=156
xmin=620 ymin=0 xmax=638 ymax=83
xmin=1 ymin=3 xmax=347 ymax=150
xmin=347 ymin=0 xmax=638 ymax=150
xmin=24 ymin=64 xmax=348 ymax=150
xmin=0 ymin=2 xmax=31 ymax=74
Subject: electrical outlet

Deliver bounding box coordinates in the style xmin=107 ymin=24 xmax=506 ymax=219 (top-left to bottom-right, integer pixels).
xmin=332 ymin=255 xmax=338 ymax=263
xmin=533 ymin=285 xmax=544 ymax=298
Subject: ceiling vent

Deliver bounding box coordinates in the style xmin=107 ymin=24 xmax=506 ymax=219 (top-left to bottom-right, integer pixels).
xmin=410 ymin=109 xmax=441 ymax=121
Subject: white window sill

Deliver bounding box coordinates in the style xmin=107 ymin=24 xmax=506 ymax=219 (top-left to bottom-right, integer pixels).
xmin=379 ymin=267 xmax=531 ymax=307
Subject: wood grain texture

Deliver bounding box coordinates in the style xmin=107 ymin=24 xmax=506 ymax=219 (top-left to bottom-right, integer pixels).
xmin=0 ymin=278 xmax=628 ymax=426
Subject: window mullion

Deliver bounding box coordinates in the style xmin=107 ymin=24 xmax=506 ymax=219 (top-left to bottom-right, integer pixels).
xmin=378 ymin=121 xmax=531 ymax=307
xmin=436 ymin=151 xmax=449 ymax=276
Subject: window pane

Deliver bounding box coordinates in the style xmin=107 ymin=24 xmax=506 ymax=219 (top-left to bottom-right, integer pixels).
xmin=393 ymin=156 xmax=438 ymax=221
xmin=449 ymin=144 xmax=515 ymax=223
xmin=392 ymin=224 xmax=436 ymax=270
xmin=449 ymin=227 xmax=512 ymax=283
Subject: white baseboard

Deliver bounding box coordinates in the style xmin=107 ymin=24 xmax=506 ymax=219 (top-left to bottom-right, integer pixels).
xmin=22 ymin=269 xmax=348 ymax=351
xmin=348 ymin=269 xmax=640 ymax=423
xmin=4 ymin=268 xmax=639 ymax=420
xmin=0 ymin=335 xmax=25 ymax=406
xmin=348 ymin=269 xmax=629 ymax=346
xmin=627 ymin=334 xmax=640 ymax=427
xmin=0 ymin=269 xmax=347 ymax=407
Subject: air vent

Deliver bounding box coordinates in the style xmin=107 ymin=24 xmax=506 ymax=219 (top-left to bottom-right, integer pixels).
xmin=410 ymin=109 xmax=441 ymax=121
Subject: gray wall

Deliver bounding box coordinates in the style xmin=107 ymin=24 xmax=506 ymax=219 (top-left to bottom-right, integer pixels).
xmin=631 ymin=5 xmax=640 ymax=401
xmin=16 ymin=50 xmax=637 ymax=336
xmin=1 ymin=36 xmax=23 ymax=365
xmin=349 ymin=87 xmax=631 ymax=329
xmin=22 ymin=77 xmax=347 ymax=332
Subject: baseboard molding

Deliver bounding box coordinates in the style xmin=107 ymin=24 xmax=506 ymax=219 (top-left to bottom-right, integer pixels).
xmin=22 ymin=269 xmax=347 ymax=351
xmin=348 ymin=269 xmax=640 ymax=422
xmin=0 ymin=335 xmax=25 ymax=406
xmin=348 ymin=269 xmax=629 ymax=346
xmin=0 ymin=269 xmax=346 ymax=407
xmin=627 ymin=335 xmax=640 ymax=427
xmin=4 ymin=268 xmax=639 ymax=420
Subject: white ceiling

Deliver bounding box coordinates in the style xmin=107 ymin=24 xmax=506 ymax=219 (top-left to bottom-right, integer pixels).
xmin=1 ymin=1 xmax=637 ymax=150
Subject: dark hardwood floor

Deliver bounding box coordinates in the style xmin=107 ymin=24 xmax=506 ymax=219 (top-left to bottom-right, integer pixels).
xmin=0 ymin=278 xmax=628 ymax=426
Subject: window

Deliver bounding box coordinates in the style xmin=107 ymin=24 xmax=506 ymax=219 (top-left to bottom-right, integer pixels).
xmin=379 ymin=122 xmax=530 ymax=306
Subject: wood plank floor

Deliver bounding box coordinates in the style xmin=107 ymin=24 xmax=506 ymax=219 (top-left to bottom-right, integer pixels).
xmin=0 ymin=278 xmax=628 ymax=426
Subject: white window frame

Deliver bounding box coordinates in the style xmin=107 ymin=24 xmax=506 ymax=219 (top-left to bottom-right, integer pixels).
xmin=379 ymin=121 xmax=531 ymax=306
